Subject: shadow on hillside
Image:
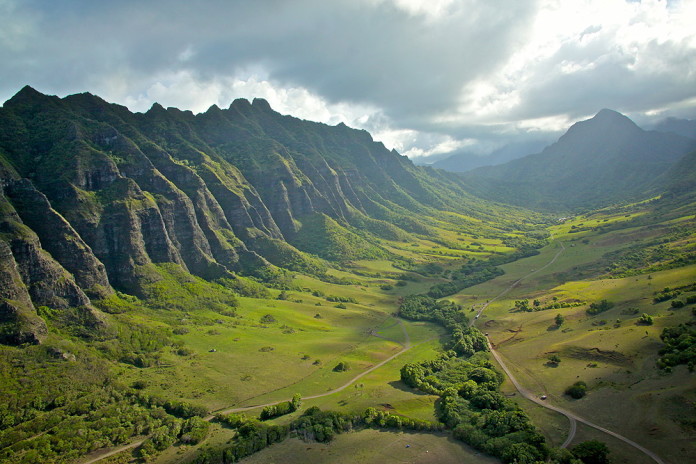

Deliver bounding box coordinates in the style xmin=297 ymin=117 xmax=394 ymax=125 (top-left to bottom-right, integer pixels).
xmin=387 ymin=380 xmax=431 ymax=395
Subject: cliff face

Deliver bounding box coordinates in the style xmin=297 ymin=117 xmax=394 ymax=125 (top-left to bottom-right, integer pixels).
xmin=0 ymin=86 xmax=476 ymax=343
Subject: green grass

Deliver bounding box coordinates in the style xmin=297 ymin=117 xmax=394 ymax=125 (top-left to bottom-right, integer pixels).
xmin=239 ymin=428 xmax=499 ymax=464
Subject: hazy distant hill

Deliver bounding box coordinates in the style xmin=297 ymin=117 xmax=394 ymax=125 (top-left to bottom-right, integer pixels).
xmin=432 ymin=139 xmax=551 ymax=173
xmin=461 ymin=109 xmax=696 ymax=211
xmin=652 ymin=117 xmax=696 ymax=139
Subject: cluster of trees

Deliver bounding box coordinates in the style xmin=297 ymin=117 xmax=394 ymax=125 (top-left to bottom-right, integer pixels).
xmin=199 ymin=414 xmax=290 ymax=463
xmin=401 ymin=352 xmax=548 ymax=463
xmin=95 ymin=322 xmax=173 ymax=368
xmin=259 ymin=394 xmax=302 ymax=420
xmin=362 ymin=407 xmax=443 ymax=431
xmin=502 ymin=232 xmax=549 ymax=252
xmin=325 ymin=295 xmax=358 ymax=303
xmin=427 ymin=263 xmax=504 ymax=299
xmin=129 ymin=392 xmax=208 ymax=419
xmin=653 ymin=284 xmax=696 ymax=307
xmin=658 ymin=317 xmax=696 ymax=371
xmin=397 ymin=295 xmax=487 ymax=357
xmin=426 ymin=247 xmax=543 ymax=299
xmin=138 ymin=416 xmax=210 ymax=460
xmin=202 ymin=405 xmax=443 ymax=463
xmin=513 ymin=298 xmax=582 ymax=313
xmin=586 ymin=300 xmax=614 ymax=316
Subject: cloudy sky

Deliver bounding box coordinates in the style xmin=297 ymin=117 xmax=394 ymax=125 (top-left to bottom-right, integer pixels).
xmin=1 ymin=0 xmax=695 ymax=160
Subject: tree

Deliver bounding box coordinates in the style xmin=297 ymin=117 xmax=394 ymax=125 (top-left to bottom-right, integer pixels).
xmin=548 ymin=354 xmax=561 ymax=365
xmin=638 ymin=313 xmax=654 ymax=325
xmin=572 ymin=440 xmax=611 ymax=464
xmin=502 ymin=442 xmax=542 ymax=464
xmin=291 ymin=393 xmax=302 ymax=411
xmin=555 ymin=314 xmax=565 ymax=326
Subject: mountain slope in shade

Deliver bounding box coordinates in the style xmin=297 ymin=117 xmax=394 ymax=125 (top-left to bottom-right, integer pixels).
xmin=651 ymin=117 xmax=696 ymax=139
xmin=659 ymin=149 xmax=696 ymax=200
xmin=431 ymin=139 xmax=551 ymax=173
xmin=461 ymin=109 xmax=696 ymax=211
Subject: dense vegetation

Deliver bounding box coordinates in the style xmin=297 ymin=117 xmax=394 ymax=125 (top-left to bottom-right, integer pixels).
xmin=400 ymin=351 xmax=551 ymax=463
xmin=658 ymin=308 xmax=696 ymax=371
xmin=398 ymin=295 xmax=487 ymax=357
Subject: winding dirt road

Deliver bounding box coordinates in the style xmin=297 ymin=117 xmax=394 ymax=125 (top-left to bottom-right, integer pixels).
xmin=214 ymin=319 xmax=412 ymax=416
xmin=82 ymin=318 xmax=414 ymax=463
xmin=472 ymin=241 xmax=666 ymax=464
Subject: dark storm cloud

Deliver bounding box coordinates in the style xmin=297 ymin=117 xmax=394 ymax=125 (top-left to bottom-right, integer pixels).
xmin=1 ymin=0 xmax=695 ymax=158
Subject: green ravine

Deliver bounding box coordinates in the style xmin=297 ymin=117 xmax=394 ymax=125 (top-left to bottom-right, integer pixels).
xmin=0 ymin=87 xmax=694 ymax=464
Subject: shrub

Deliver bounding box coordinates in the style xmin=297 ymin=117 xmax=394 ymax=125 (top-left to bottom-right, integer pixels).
xmin=572 ymin=440 xmax=611 ymax=464
xmin=333 ymin=361 xmax=349 ymax=372
xmin=565 ymin=381 xmax=587 ymax=399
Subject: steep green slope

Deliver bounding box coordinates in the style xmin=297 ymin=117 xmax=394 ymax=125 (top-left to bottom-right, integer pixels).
xmin=0 ymin=86 xmax=536 ymax=344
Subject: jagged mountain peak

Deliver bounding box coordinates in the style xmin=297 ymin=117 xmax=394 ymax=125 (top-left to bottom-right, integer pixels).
xmin=146 ymin=102 xmax=167 ymax=114
xmin=4 ymin=85 xmax=59 ymax=109
xmin=251 ymin=98 xmax=273 ymax=111
xmin=205 ymin=103 xmax=223 ymax=113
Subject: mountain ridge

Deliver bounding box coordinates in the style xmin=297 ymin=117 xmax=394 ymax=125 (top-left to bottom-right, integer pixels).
xmin=0 ymin=86 xmax=525 ymax=344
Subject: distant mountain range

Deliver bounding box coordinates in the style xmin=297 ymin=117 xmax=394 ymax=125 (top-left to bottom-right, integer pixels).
xmin=651 ymin=116 xmax=696 ymax=139
xmin=430 ymin=139 xmax=552 ymax=173
xmin=431 ymin=115 xmax=696 ymax=175
xmin=460 ymin=109 xmax=696 ymax=211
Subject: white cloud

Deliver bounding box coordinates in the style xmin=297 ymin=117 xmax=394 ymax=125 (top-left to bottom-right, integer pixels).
xmin=384 ymin=0 xmax=457 ymax=20
xmin=448 ymin=0 xmax=696 ymax=126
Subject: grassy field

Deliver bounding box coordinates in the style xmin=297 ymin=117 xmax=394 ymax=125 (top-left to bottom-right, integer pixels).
xmin=239 ymin=429 xmax=499 ymax=464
